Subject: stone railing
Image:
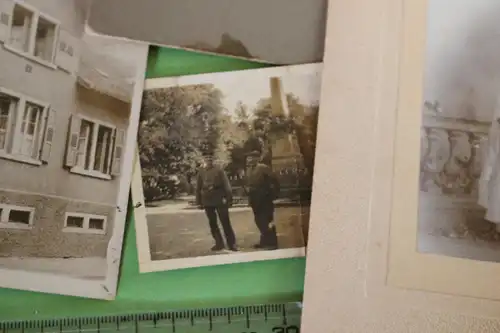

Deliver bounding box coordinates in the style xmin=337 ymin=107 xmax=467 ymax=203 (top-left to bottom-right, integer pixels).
xmin=420 ymin=110 xmax=490 ymax=198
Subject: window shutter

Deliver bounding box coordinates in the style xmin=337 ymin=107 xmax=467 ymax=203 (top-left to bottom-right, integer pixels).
xmin=111 ymin=128 xmax=126 ymax=176
xmin=0 ymin=0 xmax=13 ymax=43
xmin=40 ymin=109 xmax=56 ymax=163
xmin=5 ymin=97 xmax=16 ymax=154
xmin=55 ymin=29 xmax=80 ymax=74
xmin=65 ymin=114 xmax=80 ymax=167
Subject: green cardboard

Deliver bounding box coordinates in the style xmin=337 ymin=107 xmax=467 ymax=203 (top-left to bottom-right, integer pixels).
xmin=0 ymin=47 xmax=305 ymax=322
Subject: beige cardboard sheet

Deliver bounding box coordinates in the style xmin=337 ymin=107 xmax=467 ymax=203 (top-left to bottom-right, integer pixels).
xmin=301 ymin=0 xmax=500 ymax=331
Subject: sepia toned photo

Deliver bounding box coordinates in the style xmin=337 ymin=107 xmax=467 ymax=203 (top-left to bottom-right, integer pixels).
xmin=0 ymin=0 xmax=149 ymax=299
xmin=132 ymin=63 xmax=321 ymax=272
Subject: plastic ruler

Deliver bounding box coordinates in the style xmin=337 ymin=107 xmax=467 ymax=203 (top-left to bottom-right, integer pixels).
xmin=0 ymin=303 xmax=302 ymax=333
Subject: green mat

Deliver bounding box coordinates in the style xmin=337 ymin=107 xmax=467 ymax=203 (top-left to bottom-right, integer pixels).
xmin=0 ymin=46 xmax=305 ymax=322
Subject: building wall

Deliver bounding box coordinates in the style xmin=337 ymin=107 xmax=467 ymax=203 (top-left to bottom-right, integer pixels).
xmin=0 ymin=0 xmax=88 ymax=199
xmin=0 ymin=190 xmax=114 ymax=258
xmin=0 ymin=0 xmax=128 ymax=258
xmin=24 ymin=0 xmax=90 ymax=37
xmin=76 ymin=86 xmax=131 ymax=128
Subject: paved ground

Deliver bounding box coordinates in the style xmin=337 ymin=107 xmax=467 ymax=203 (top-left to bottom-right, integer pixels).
xmin=147 ymin=205 xmax=308 ymax=261
xmin=417 ymin=197 xmax=500 ymax=263
xmin=0 ymin=257 xmax=107 ymax=279
xmin=418 ymin=232 xmax=500 ymax=263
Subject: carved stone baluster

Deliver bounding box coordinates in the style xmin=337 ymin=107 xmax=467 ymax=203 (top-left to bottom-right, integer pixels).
xmin=420 ymin=127 xmax=429 ymax=161
xmin=421 ymin=128 xmax=451 ymax=193
xmin=420 ymin=127 xmax=430 ymax=189
xmin=468 ymin=133 xmax=488 ymax=195
xmin=443 ymin=130 xmax=472 ymax=194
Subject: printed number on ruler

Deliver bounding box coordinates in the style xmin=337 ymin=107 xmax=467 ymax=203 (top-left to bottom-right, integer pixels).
xmin=0 ymin=303 xmax=302 ymax=333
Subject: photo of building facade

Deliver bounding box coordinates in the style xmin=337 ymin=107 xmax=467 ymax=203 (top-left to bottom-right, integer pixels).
xmin=0 ymin=0 xmax=140 ymax=279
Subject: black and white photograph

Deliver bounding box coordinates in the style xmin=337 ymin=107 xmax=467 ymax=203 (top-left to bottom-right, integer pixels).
xmin=417 ymin=0 xmax=500 ymax=263
xmin=0 ymin=0 xmax=148 ymax=299
xmin=132 ymin=63 xmax=321 ymax=272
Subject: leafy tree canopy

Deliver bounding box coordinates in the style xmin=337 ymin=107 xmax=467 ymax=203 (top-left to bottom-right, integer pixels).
xmin=138 ymin=84 xmax=319 ymax=202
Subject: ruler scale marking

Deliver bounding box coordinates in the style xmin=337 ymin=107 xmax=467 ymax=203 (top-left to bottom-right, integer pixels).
xmin=245 ymin=308 xmax=250 ymax=329
xmin=0 ymin=303 xmax=300 ymax=333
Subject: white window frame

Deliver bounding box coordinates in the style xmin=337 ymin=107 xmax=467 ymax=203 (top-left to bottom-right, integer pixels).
xmin=63 ymin=212 xmax=107 ymax=235
xmin=0 ymin=203 xmax=35 ymax=229
xmin=2 ymin=0 xmax=60 ymax=69
xmin=0 ymin=86 xmax=49 ymax=166
xmin=70 ymin=114 xmax=116 ymax=180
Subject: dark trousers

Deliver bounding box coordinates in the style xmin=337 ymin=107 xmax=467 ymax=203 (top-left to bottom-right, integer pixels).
xmin=250 ymin=200 xmax=278 ymax=248
xmin=204 ymin=205 xmax=236 ymax=247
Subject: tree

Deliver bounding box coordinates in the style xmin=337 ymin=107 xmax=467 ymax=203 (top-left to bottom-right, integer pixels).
xmin=250 ymin=93 xmax=305 ymax=143
xmin=234 ymin=101 xmax=251 ymax=123
xmin=138 ymin=84 xmax=225 ymax=202
xmin=218 ymin=102 xmax=251 ymax=181
xmin=293 ymin=104 xmax=319 ymax=201
xmin=248 ymin=93 xmax=319 ymax=201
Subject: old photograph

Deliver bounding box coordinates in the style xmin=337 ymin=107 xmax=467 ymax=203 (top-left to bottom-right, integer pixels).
xmin=384 ymin=0 xmax=500 ymax=302
xmin=87 ymin=0 xmax=327 ymax=65
xmin=0 ymin=0 xmax=149 ymax=299
xmin=133 ymin=63 xmax=321 ymax=272
xmin=416 ymin=0 xmax=500 ymax=264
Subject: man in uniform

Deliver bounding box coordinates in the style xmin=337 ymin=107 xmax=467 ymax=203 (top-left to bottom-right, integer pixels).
xmin=243 ymin=120 xmax=272 ymax=167
xmin=195 ymin=152 xmax=238 ymax=252
xmin=245 ymin=151 xmax=280 ymax=250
